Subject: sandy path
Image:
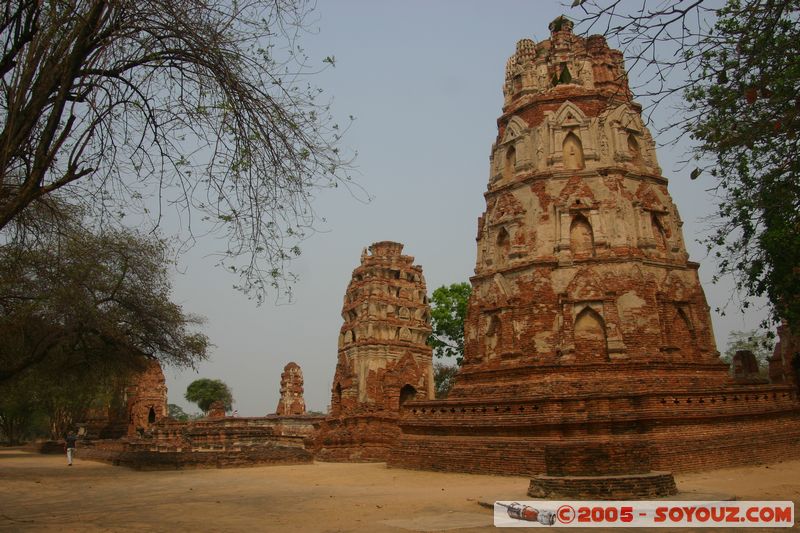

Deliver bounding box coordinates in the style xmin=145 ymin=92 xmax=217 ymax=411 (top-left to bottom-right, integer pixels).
xmin=1 ymin=450 xmax=798 ymax=532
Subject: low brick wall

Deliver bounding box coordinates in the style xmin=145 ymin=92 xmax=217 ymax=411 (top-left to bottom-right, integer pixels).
xmin=38 ymin=415 xmax=324 ymax=470
xmin=77 ymin=443 xmax=312 ymax=470
xmin=544 ymin=442 xmax=651 ymax=476
xmin=389 ymin=385 xmax=800 ymax=477
xmin=314 ymin=414 xmax=400 ymax=462
xmin=528 ymin=472 xmax=678 ymax=500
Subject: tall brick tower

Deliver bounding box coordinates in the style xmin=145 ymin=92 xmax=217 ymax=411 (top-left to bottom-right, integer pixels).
xmin=315 ymin=241 xmax=433 ymax=460
xmin=452 ymin=15 xmax=722 ymax=397
xmin=390 ymin=18 xmax=800 ymax=487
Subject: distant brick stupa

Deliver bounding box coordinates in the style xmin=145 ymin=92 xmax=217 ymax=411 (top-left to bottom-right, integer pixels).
xmin=275 ymin=362 xmax=306 ymax=416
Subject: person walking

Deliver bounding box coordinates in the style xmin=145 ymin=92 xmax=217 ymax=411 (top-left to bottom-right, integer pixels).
xmin=65 ymin=431 xmax=77 ymax=466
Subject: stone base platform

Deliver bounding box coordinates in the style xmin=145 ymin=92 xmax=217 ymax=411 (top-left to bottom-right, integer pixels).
xmin=86 ymin=444 xmax=313 ymax=470
xmin=390 ymin=383 xmax=800 ymax=476
xmin=313 ymin=414 xmax=400 ymax=462
xmin=528 ymin=471 xmax=678 ymax=500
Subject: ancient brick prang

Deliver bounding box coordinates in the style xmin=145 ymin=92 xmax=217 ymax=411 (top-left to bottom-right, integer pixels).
xmin=207 ymin=401 xmax=227 ymax=419
xmin=315 ymin=241 xmax=433 ymax=461
xmin=332 ymin=241 xmax=433 ymax=414
xmin=276 ymin=362 xmax=306 ymax=415
xmin=388 ymin=18 xmax=800 ymax=480
xmin=80 ymin=359 xmax=168 ymax=439
xmin=126 ymin=359 xmax=168 ymax=437
xmin=769 ymin=323 xmax=800 ymax=386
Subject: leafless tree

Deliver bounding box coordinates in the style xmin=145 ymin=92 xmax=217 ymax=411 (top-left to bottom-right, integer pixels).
xmin=0 ymin=0 xmax=355 ymax=302
xmin=571 ymin=0 xmax=719 ymax=132
xmin=572 ymin=1 xmax=800 ymax=330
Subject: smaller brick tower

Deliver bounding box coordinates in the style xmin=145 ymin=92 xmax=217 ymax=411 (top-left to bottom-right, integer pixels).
xmin=314 ymin=241 xmax=433 ymax=461
xmin=126 ymin=359 xmax=168 ymax=437
xmin=275 ymin=362 xmax=306 ymax=415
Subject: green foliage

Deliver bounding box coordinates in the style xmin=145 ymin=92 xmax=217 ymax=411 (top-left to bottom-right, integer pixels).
xmin=0 ymin=354 xmax=134 ymax=442
xmin=168 ymin=404 xmax=190 ymax=422
xmin=433 ymin=363 xmax=459 ymax=399
xmin=0 ymin=375 xmax=37 ymax=445
xmin=721 ymin=330 xmax=774 ymax=367
xmin=684 ymin=0 xmax=800 ymax=329
xmin=427 ymin=283 xmax=472 ymax=365
xmin=185 ymin=379 xmax=234 ymax=414
xmin=0 ymin=213 xmax=209 ymax=384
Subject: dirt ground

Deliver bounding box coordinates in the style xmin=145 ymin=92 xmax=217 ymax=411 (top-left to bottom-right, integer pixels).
xmin=1 ymin=450 xmax=798 ymax=532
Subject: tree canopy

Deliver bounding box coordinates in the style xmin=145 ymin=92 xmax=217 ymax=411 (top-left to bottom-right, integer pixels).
xmin=185 ymin=378 xmax=233 ymax=414
xmin=427 ymin=282 xmax=471 ymax=365
xmin=433 ymin=362 xmax=459 ymax=399
xmin=168 ymin=403 xmax=191 ymax=421
xmin=685 ymin=1 xmax=800 ymax=329
xmin=0 ymin=0 xmax=355 ymax=301
xmin=573 ymin=0 xmax=800 ymax=331
xmin=722 ymin=329 xmax=773 ymax=369
xmin=0 ymin=211 xmax=209 ymax=384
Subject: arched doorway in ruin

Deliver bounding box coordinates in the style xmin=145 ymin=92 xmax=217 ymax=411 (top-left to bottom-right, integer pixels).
xmin=496 ymin=227 xmax=510 ymax=266
xmin=334 ymin=382 xmax=342 ymax=407
xmin=670 ymin=308 xmax=696 ymax=359
xmin=399 ymin=384 xmax=417 ymax=407
xmin=651 ymin=213 xmax=667 ymax=252
xmin=148 ymin=407 xmax=156 ymax=425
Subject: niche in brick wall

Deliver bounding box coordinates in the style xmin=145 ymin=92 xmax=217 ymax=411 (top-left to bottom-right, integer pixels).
xmin=505 ymin=145 xmax=516 ymax=180
xmin=628 ymin=134 xmax=643 ymax=166
xmin=570 ymin=214 xmax=595 ymax=258
xmin=651 ymin=213 xmax=668 ymax=252
xmin=667 ymin=307 xmax=696 ymax=358
xmin=574 ymin=306 xmax=608 ymax=361
xmin=496 ymin=227 xmax=510 ymax=266
xmin=400 ymin=384 xmax=417 ymax=406
xmin=563 ymin=131 xmax=585 ymax=170
xmin=485 ymin=314 xmax=500 ymax=359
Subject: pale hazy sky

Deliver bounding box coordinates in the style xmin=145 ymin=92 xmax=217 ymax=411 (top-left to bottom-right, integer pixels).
xmin=164 ymin=0 xmax=764 ymax=416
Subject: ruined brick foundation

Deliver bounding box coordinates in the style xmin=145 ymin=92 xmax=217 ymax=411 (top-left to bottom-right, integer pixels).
xmin=75 ymin=415 xmax=323 ymax=470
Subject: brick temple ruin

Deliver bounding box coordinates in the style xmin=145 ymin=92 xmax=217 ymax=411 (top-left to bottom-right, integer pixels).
xmin=276 ymin=362 xmax=306 ymax=415
xmin=81 ymin=359 xmax=168 ymax=440
xmin=64 ymin=19 xmax=800 ymax=487
xmin=125 ymin=359 xmax=169 ymax=436
xmin=75 ymin=359 xmax=322 ymax=470
xmin=385 ymin=17 xmax=800 ymax=497
xmin=314 ymin=241 xmax=434 ymax=461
